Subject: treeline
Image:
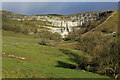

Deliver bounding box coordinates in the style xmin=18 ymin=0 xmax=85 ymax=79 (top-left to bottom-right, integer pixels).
xmin=2 ymin=23 xmax=29 ymax=34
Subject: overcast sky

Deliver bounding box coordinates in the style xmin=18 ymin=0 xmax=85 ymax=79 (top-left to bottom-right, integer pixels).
xmin=1 ymin=0 xmax=119 ymax=2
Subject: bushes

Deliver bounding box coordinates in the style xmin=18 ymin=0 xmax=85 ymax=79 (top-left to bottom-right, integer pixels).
xmin=95 ymin=39 xmax=120 ymax=79
xmin=52 ymin=32 xmax=62 ymax=42
xmin=2 ymin=23 xmax=29 ymax=34
xmin=39 ymin=39 xmax=49 ymax=45
xmin=77 ymin=31 xmax=120 ymax=79
xmin=39 ymin=39 xmax=58 ymax=46
xmin=76 ymin=11 xmax=119 ymax=78
xmin=77 ymin=56 xmax=89 ymax=70
xmin=65 ymin=28 xmax=88 ymax=41
xmin=2 ymin=23 xmax=21 ymax=33
xmin=77 ymin=32 xmax=102 ymax=56
xmin=37 ymin=31 xmax=62 ymax=42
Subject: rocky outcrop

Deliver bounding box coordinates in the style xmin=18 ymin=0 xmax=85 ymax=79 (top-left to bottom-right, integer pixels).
xmin=9 ymin=11 xmax=111 ymax=38
xmin=2 ymin=52 xmax=26 ymax=60
xmin=39 ymin=13 xmax=99 ymax=38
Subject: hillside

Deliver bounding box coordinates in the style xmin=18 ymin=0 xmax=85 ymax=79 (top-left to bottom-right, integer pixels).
xmin=81 ymin=10 xmax=118 ymax=37
xmin=2 ymin=10 xmax=119 ymax=79
xmin=76 ymin=10 xmax=120 ymax=79
xmin=2 ymin=35 xmax=108 ymax=78
xmin=2 ymin=10 xmax=114 ymax=38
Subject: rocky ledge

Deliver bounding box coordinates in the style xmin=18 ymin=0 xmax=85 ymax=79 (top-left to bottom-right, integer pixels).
xmin=8 ymin=11 xmax=113 ymax=38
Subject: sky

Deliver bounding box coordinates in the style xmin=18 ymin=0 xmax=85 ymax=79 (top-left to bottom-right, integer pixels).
xmin=1 ymin=0 xmax=120 ymax=2
xmin=0 ymin=0 xmax=119 ymax=10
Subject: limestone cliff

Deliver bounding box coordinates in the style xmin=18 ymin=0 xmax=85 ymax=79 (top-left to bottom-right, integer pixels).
xmin=8 ymin=11 xmax=113 ymax=38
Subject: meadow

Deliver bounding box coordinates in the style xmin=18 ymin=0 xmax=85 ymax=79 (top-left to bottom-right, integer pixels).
xmin=2 ymin=32 xmax=108 ymax=78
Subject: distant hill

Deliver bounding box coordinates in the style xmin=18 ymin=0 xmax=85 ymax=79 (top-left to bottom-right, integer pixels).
xmin=2 ymin=10 xmax=114 ymax=38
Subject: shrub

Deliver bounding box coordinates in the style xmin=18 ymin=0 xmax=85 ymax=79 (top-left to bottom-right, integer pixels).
xmin=39 ymin=39 xmax=50 ymax=45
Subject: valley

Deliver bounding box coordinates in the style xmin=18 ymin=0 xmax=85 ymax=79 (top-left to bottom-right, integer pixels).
xmin=1 ymin=10 xmax=120 ymax=79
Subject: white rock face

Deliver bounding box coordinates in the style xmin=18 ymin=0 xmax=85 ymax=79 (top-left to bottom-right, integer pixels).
xmin=10 ymin=12 xmax=100 ymax=38
xmin=46 ymin=20 xmax=83 ymax=38
xmin=35 ymin=13 xmax=99 ymax=38
xmin=51 ymin=20 xmax=81 ymax=27
xmin=46 ymin=26 xmax=69 ymax=38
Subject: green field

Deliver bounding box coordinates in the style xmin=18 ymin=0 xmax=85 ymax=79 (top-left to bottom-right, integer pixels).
xmin=2 ymin=31 xmax=108 ymax=78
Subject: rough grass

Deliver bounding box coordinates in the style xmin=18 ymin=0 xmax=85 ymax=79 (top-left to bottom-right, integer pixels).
xmin=85 ymin=10 xmax=118 ymax=36
xmin=2 ymin=35 xmax=108 ymax=78
xmin=2 ymin=30 xmax=35 ymax=38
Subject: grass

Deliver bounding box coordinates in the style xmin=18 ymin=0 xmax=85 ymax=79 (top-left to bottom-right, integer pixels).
xmin=2 ymin=34 xmax=108 ymax=78
xmin=2 ymin=30 xmax=35 ymax=38
xmin=81 ymin=10 xmax=118 ymax=39
xmin=2 ymin=10 xmax=112 ymax=78
xmin=93 ymin=10 xmax=118 ymax=33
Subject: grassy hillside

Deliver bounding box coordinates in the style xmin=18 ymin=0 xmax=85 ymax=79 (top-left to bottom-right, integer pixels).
xmin=2 ymin=34 xmax=107 ymax=78
xmin=2 ymin=10 xmax=118 ymax=78
xmin=2 ymin=13 xmax=62 ymax=42
xmin=83 ymin=10 xmax=118 ymax=36
xmin=76 ymin=10 xmax=120 ymax=79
